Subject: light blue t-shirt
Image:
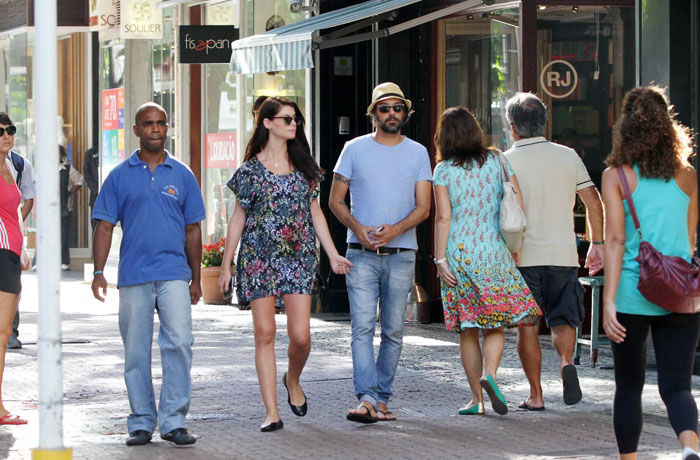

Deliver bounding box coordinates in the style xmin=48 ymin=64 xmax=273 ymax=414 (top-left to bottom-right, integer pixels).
xmin=333 ymin=134 xmax=432 ymax=250
xmin=93 ymin=150 xmax=206 ymax=287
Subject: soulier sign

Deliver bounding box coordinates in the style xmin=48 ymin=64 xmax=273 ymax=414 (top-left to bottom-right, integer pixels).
xmin=179 ymin=26 xmax=239 ymax=64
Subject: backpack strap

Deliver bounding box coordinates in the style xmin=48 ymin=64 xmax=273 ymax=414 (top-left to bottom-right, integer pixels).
xmin=10 ymin=151 xmax=24 ymax=188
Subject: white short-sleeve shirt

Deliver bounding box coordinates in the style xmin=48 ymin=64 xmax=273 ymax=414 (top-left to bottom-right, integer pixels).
xmin=5 ymin=152 xmax=36 ymax=200
xmin=504 ymin=137 xmax=593 ymax=267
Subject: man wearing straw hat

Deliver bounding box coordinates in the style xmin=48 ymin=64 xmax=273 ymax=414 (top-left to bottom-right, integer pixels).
xmin=330 ymin=82 xmax=432 ymax=423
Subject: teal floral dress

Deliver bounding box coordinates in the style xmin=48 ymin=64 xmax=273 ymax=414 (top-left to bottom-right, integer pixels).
xmin=227 ymin=157 xmax=320 ymax=303
xmin=433 ymin=154 xmax=541 ymax=332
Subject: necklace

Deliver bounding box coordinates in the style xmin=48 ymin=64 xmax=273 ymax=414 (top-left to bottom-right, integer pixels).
xmin=264 ymin=152 xmax=286 ymax=169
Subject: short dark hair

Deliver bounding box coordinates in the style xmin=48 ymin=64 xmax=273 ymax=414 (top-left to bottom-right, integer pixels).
xmin=0 ymin=112 xmax=13 ymax=126
xmin=506 ymin=93 xmax=547 ymax=139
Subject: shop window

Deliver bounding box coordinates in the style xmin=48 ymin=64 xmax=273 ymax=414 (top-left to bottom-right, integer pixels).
xmin=536 ymin=5 xmax=635 ymax=190
xmin=441 ymin=6 xmax=521 ymax=151
xmin=152 ymin=8 xmax=176 ymax=156
xmin=201 ymin=0 xmax=308 ymax=244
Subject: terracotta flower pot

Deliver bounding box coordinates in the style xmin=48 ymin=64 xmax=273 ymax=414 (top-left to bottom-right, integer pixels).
xmin=200 ymin=266 xmax=231 ymax=305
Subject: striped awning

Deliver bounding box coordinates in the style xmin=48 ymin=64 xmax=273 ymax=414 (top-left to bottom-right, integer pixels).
xmin=229 ymin=0 xmax=421 ymax=74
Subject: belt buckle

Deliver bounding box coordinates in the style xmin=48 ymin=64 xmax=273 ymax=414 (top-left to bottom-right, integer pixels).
xmin=376 ymin=247 xmax=390 ymax=256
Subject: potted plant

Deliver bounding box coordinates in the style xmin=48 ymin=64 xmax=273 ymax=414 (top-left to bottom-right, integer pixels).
xmin=200 ymin=237 xmax=232 ymax=305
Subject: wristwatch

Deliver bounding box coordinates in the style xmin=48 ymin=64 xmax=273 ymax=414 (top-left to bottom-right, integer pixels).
xmin=433 ymin=257 xmax=446 ymax=265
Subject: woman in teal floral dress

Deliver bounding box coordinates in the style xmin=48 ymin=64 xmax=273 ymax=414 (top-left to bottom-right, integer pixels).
xmin=433 ymin=107 xmax=541 ymax=416
xmin=218 ymin=97 xmax=352 ymax=432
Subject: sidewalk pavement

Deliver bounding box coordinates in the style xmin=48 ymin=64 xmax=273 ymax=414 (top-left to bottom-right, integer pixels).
xmin=1 ymin=271 xmax=697 ymax=459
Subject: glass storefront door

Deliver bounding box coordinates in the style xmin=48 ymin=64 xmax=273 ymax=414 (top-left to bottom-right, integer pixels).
xmin=440 ymin=5 xmax=521 ymax=151
xmin=536 ymin=5 xmax=635 ymax=189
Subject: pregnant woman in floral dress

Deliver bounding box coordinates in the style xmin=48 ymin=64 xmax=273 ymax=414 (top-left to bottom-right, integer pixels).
xmin=433 ymin=107 xmax=541 ymax=416
xmin=218 ymin=97 xmax=352 ymax=432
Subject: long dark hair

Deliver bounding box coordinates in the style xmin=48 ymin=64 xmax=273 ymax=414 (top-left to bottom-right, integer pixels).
xmin=605 ymin=86 xmax=693 ymax=180
xmin=244 ymin=96 xmax=323 ymax=182
xmin=434 ymin=107 xmax=494 ymax=168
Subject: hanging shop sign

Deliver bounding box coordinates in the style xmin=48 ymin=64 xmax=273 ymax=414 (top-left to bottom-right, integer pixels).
xmin=89 ymin=0 xmax=119 ymax=30
xmin=121 ymin=0 xmax=163 ymax=40
xmin=179 ymin=25 xmax=239 ymax=64
xmin=540 ymin=60 xmax=578 ymax=99
xmin=205 ymin=132 xmax=237 ymax=169
xmin=101 ymin=88 xmax=125 ymax=178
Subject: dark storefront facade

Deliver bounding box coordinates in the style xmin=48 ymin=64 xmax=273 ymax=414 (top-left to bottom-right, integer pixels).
xmin=304 ymin=0 xmax=700 ymax=317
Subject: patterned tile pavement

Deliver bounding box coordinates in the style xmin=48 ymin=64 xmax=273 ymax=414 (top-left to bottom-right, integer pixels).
xmin=0 ymin=272 xmax=696 ymax=459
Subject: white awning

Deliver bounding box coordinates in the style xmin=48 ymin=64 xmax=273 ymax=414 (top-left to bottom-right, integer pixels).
xmin=230 ymin=0 xmax=489 ymax=74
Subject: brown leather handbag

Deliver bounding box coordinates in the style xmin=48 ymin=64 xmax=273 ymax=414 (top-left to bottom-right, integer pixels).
xmin=617 ymin=167 xmax=700 ymax=314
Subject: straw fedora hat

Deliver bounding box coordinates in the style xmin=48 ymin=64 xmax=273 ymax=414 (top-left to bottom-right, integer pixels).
xmin=366 ymin=82 xmax=412 ymax=115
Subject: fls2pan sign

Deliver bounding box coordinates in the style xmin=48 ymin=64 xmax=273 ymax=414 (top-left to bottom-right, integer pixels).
xmin=179 ymin=26 xmax=239 ymax=64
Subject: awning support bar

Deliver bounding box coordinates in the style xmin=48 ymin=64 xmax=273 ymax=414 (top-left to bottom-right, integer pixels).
xmin=314 ymin=0 xmax=482 ymax=50
xmin=323 ymin=10 xmax=398 ymax=40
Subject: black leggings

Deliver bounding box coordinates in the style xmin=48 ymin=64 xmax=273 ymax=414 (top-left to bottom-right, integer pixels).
xmin=611 ymin=311 xmax=700 ymax=454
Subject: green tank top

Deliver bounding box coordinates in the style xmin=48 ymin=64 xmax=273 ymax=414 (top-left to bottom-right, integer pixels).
xmin=615 ymin=165 xmax=691 ymax=315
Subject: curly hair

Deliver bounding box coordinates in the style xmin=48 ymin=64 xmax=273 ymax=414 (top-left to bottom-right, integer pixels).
xmin=434 ymin=107 xmax=494 ymax=168
xmin=605 ymin=86 xmax=693 ymax=180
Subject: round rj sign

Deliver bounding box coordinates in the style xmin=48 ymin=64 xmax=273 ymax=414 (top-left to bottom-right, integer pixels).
xmin=540 ymin=60 xmax=578 ymax=99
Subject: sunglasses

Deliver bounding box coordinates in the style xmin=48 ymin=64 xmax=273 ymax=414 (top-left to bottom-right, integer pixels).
xmin=376 ymin=104 xmax=406 ymax=114
xmin=0 ymin=125 xmax=16 ymax=136
xmin=272 ymin=116 xmax=302 ymax=126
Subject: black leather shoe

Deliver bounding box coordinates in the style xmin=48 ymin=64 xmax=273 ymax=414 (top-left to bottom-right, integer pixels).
xmin=260 ymin=419 xmax=284 ymax=432
xmin=126 ymin=430 xmax=152 ymax=446
xmin=160 ymin=428 xmax=196 ymax=446
xmin=283 ymin=372 xmax=307 ymax=417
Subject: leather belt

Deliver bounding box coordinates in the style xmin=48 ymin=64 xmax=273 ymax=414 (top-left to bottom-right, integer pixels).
xmin=347 ymin=243 xmax=413 ymax=256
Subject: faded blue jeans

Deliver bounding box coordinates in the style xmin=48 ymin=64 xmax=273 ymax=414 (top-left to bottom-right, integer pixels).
xmin=119 ymin=280 xmax=193 ymax=435
xmin=345 ymin=248 xmax=415 ymax=407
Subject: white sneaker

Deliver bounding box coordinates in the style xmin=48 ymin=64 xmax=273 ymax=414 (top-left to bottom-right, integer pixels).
xmin=61 ymin=264 xmax=70 ymax=271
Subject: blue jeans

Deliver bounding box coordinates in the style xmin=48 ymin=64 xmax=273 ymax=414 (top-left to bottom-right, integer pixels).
xmin=119 ymin=280 xmax=193 ymax=435
xmin=345 ymin=248 xmax=415 ymax=406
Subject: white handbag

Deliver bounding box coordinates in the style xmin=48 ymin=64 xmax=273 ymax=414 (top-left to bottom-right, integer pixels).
xmin=497 ymin=152 xmax=526 ymax=252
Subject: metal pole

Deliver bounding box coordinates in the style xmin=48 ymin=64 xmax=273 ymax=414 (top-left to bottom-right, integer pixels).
xmin=32 ymin=0 xmax=70 ymax=458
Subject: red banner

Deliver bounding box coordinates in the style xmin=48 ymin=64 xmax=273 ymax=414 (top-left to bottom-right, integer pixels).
xmin=205 ymin=132 xmax=237 ymax=169
xmin=102 ymin=88 xmax=124 ymax=130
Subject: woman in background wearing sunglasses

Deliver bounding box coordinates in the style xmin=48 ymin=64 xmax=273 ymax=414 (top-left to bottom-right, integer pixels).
xmin=218 ymin=97 xmax=352 ymax=432
xmin=0 ymin=113 xmax=28 ymax=425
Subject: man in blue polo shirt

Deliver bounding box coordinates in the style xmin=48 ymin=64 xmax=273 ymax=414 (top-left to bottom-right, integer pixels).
xmin=91 ymin=102 xmax=205 ymax=447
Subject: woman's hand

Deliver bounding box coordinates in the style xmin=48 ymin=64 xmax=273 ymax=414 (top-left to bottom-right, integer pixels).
xmin=510 ymin=251 xmax=521 ymax=266
xmin=603 ymin=300 xmax=626 ymax=343
xmin=218 ymin=269 xmax=233 ymax=295
xmin=437 ymin=261 xmax=457 ymax=288
xmin=20 ymin=252 xmax=31 ymax=271
xmin=329 ymin=254 xmax=353 ymax=275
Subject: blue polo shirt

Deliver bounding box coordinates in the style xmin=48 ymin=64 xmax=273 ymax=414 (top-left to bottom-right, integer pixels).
xmin=93 ymin=150 xmax=205 ymax=287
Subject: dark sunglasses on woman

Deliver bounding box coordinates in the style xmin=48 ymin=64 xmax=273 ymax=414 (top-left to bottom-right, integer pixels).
xmin=272 ymin=116 xmax=302 ymax=126
xmin=0 ymin=126 xmax=17 ymax=136
xmin=376 ymin=104 xmax=406 ymax=114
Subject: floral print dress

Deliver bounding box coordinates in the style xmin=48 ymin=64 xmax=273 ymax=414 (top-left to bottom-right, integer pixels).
xmin=227 ymin=157 xmax=319 ymax=303
xmin=433 ymin=154 xmax=541 ymax=332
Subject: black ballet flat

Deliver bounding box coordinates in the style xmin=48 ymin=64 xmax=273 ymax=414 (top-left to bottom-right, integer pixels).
xmin=260 ymin=419 xmax=284 ymax=432
xmin=283 ymin=372 xmax=308 ymax=417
